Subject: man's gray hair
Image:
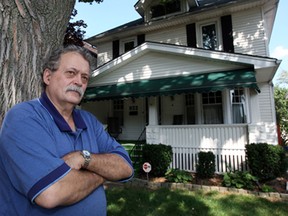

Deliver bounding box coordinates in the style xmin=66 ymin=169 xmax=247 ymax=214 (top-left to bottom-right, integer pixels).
xmin=41 ymin=45 xmax=95 ymax=90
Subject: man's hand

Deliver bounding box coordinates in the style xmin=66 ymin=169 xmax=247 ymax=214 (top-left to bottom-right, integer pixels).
xmin=62 ymin=151 xmax=84 ymax=170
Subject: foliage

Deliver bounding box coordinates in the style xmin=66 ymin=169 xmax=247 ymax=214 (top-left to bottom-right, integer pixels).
xmin=245 ymin=143 xmax=288 ymax=181
xmin=275 ymin=70 xmax=288 ymax=88
xmin=79 ymin=0 xmax=103 ymax=3
xmin=142 ymin=144 xmax=173 ymax=177
xmin=64 ymin=0 xmax=104 ymax=46
xmin=165 ymin=168 xmax=193 ymax=183
xmin=222 ymin=170 xmax=258 ymax=190
xmin=64 ymin=9 xmax=87 ymax=46
xmin=274 ymin=86 xmax=288 ymax=146
xmin=196 ymin=151 xmax=215 ymax=178
xmin=261 ymin=184 xmax=274 ymax=193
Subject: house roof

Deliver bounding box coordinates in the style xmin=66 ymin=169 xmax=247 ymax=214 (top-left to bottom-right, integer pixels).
xmin=86 ymin=0 xmax=278 ymax=45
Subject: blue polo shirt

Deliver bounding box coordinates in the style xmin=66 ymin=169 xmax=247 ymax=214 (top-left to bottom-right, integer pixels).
xmin=0 ymin=92 xmax=133 ymax=216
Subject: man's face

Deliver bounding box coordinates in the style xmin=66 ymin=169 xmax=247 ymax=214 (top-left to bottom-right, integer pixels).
xmin=43 ymin=52 xmax=90 ymax=108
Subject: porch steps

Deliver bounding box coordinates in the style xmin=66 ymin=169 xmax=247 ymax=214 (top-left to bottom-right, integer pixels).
xmin=121 ymin=143 xmax=144 ymax=173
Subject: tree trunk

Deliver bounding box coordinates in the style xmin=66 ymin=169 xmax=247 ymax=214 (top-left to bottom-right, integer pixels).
xmin=0 ymin=0 xmax=76 ymax=125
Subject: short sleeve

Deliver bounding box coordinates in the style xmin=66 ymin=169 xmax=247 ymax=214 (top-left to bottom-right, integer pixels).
xmin=0 ymin=102 xmax=71 ymax=202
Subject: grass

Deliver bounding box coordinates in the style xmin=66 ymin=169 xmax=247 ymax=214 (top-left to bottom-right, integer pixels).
xmin=106 ymin=187 xmax=288 ymax=216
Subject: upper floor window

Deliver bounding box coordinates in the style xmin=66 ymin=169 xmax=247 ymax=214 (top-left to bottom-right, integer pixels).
xmin=202 ymin=23 xmax=218 ymax=50
xmin=124 ymin=41 xmax=135 ymax=52
xmin=151 ymin=0 xmax=181 ymax=19
xmin=197 ymin=20 xmax=222 ymax=51
xmin=121 ymin=38 xmax=136 ymax=54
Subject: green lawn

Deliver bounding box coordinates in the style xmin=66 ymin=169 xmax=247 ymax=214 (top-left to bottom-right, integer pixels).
xmin=106 ymin=187 xmax=288 ymax=216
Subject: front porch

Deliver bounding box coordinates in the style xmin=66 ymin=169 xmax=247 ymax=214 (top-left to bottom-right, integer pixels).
xmin=146 ymin=124 xmax=248 ymax=173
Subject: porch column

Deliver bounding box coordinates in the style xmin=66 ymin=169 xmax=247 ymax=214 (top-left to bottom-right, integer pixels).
xmin=148 ymin=96 xmax=159 ymax=125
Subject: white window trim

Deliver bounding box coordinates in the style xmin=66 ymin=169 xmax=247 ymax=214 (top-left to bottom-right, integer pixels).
xmin=120 ymin=37 xmax=136 ymax=54
xmin=196 ymin=18 xmax=223 ymax=51
xmin=225 ymin=88 xmax=250 ymax=124
xmin=145 ymin=0 xmax=185 ymax=21
xmin=192 ymin=89 xmax=250 ymax=125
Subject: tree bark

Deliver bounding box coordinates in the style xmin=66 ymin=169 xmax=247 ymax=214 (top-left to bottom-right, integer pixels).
xmin=0 ymin=0 xmax=76 ymax=125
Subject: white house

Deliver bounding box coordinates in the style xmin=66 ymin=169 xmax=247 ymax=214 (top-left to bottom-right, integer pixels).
xmin=82 ymin=0 xmax=281 ymax=173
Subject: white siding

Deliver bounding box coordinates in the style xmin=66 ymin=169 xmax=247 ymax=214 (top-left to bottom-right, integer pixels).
xmin=233 ymin=8 xmax=268 ymax=56
xmin=258 ymin=83 xmax=275 ymax=122
xmin=146 ymin=25 xmax=187 ymax=46
xmin=96 ymin=42 xmax=112 ymax=66
xmin=93 ymin=52 xmax=245 ymax=85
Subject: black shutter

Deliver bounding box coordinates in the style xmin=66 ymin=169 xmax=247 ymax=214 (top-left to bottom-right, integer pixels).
xmin=137 ymin=34 xmax=145 ymax=45
xmin=221 ymin=15 xmax=234 ymax=53
xmin=186 ymin=23 xmax=196 ymax=48
xmin=112 ymin=40 xmax=119 ymax=59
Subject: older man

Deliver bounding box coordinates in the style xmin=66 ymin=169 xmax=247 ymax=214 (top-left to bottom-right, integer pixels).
xmin=0 ymin=45 xmax=133 ymax=215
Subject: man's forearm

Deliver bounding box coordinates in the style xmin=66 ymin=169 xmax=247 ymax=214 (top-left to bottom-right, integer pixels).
xmin=35 ymin=169 xmax=104 ymax=209
xmin=87 ymin=153 xmax=133 ymax=181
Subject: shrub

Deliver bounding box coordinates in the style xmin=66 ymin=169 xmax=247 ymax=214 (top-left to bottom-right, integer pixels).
xmin=222 ymin=170 xmax=258 ymax=190
xmin=196 ymin=151 xmax=215 ymax=178
xmin=142 ymin=144 xmax=173 ymax=177
xmin=245 ymin=143 xmax=288 ymax=181
xmin=165 ymin=168 xmax=193 ymax=183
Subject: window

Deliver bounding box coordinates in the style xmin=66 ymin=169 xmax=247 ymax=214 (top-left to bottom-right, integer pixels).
xmin=151 ymin=0 xmax=181 ymax=18
xmin=185 ymin=94 xmax=195 ymax=124
xmin=129 ymin=105 xmax=138 ymax=116
xmin=113 ymin=100 xmax=124 ymax=126
xmin=121 ymin=38 xmax=136 ymax=54
xmin=202 ymin=91 xmax=223 ymax=124
xmin=231 ymin=88 xmax=246 ymax=123
xmin=124 ymin=41 xmax=135 ymax=52
xmin=201 ymin=23 xmax=218 ymax=50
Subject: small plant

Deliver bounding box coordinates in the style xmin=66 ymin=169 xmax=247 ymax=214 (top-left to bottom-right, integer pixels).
xmin=222 ymin=170 xmax=258 ymax=190
xmin=196 ymin=151 xmax=215 ymax=178
xmin=165 ymin=168 xmax=193 ymax=183
xmin=261 ymin=184 xmax=274 ymax=192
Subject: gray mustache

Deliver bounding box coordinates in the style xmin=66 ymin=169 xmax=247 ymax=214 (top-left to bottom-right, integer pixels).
xmin=65 ymin=85 xmax=84 ymax=97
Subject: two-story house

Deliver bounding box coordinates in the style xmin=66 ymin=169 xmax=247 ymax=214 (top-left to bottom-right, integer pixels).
xmin=82 ymin=0 xmax=281 ymax=173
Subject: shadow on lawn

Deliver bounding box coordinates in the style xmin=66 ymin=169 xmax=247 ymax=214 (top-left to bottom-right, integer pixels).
xmin=106 ymin=187 xmax=210 ymax=216
xmin=106 ymin=187 xmax=288 ymax=216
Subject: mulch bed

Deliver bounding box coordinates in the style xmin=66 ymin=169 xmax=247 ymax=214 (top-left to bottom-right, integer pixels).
xmin=144 ymin=173 xmax=288 ymax=194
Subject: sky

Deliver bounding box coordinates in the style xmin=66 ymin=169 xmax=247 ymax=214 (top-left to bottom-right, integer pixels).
xmin=75 ymin=0 xmax=288 ymax=83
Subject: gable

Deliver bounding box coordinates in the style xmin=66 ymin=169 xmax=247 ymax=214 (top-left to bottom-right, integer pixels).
xmin=89 ymin=50 xmax=248 ymax=87
xmin=89 ymin=42 xmax=279 ymax=88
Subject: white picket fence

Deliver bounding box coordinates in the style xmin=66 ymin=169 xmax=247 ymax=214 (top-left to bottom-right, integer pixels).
xmin=146 ymin=124 xmax=249 ymax=173
xmin=171 ymin=147 xmax=247 ymax=173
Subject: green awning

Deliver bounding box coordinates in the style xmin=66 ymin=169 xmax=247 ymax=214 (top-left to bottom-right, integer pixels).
xmin=84 ymin=69 xmax=260 ymax=101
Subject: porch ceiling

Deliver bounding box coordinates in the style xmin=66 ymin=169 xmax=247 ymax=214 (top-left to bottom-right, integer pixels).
xmin=83 ymin=69 xmax=259 ymax=101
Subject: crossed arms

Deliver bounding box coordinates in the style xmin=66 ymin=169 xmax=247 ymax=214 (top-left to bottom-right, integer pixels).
xmin=35 ymin=152 xmax=133 ymax=209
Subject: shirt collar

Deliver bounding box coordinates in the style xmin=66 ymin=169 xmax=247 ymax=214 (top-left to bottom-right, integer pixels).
xmin=39 ymin=92 xmax=87 ymax=132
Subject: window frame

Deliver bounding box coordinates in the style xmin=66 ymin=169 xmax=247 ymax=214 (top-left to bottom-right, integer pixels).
xmin=230 ymin=87 xmax=249 ymax=124
xmin=196 ymin=19 xmax=223 ymax=51
xmin=147 ymin=0 xmax=184 ymax=21
xmin=120 ymin=37 xmax=136 ymax=54
xmin=202 ymin=91 xmax=223 ymax=124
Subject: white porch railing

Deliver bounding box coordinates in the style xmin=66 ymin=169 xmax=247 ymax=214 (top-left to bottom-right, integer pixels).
xmin=146 ymin=124 xmax=249 ymax=173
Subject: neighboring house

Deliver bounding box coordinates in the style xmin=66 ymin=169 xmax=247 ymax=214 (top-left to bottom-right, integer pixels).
xmin=82 ymin=0 xmax=281 ymax=173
